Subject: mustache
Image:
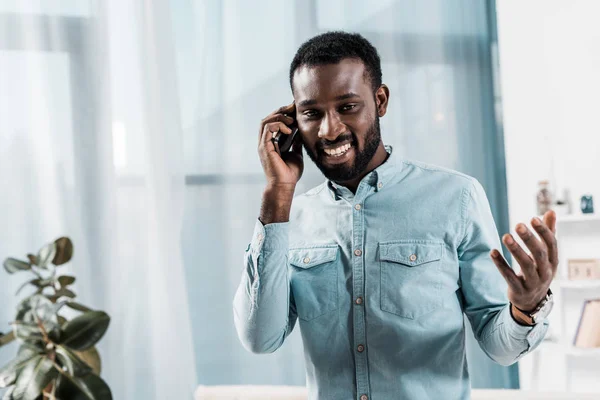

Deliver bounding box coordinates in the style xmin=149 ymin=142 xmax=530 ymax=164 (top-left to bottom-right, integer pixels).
xmin=317 ymin=133 xmax=354 ymax=150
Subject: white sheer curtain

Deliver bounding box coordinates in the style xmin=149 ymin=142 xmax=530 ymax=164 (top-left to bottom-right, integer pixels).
xmin=0 ymin=0 xmax=197 ymax=398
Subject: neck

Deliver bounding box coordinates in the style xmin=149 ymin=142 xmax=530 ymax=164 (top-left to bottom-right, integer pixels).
xmin=334 ymin=142 xmax=389 ymax=194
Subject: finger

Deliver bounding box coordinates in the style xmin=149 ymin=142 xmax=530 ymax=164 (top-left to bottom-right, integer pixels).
xmin=272 ymin=102 xmax=295 ymax=117
xmin=502 ymin=233 xmax=538 ymax=282
xmin=543 ymin=209 xmax=557 ymax=234
xmin=259 ymin=114 xmax=294 ymax=141
xmin=261 ymin=113 xmax=295 ymax=126
xmin=531 ymin=216 xmax=558 ymax=276
xmin=263 ymin=122 xmax=293 ymax=140
xmin=259 ymin=122 xmax=293 ymax=153
xmin=515 ymin=223 xmax=548 ymax=271
xmin=490 ymin=249 xmax=524 ymax=290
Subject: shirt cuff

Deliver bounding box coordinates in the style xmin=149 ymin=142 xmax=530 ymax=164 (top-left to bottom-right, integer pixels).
xmin=502 ymin=303 xmax=549 ymax=347
xmin=249 ymin=218 xmax=289 ymax=255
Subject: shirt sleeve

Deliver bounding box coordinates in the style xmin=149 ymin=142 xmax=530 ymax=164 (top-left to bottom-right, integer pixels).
xmin=233 ymin=218 xmax=297 ymax=354
xmin=458 ymin=179 xmax=549 ymax=366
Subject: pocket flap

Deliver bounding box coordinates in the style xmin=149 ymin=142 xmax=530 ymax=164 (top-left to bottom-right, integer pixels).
xmin=379 ymin=241 xmax=442 ymax=267
xmin=289 ymin=245 xmax=338 ymax=269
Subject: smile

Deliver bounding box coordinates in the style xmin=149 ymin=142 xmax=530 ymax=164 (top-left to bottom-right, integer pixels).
xmin=323 ymin=143 xmax=352 ymax=157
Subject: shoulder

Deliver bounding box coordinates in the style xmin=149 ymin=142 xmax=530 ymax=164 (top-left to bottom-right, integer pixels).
xmin=400 ymin=159 xmax=479 ymax=191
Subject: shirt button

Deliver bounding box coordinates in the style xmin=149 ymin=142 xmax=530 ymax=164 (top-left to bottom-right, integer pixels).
xmin=355 ymin=297 xmax=363 ymax=305
xmin=257 ymin=233 xmax=263 ymax=241
xmin=303 ymin=257 xmax=310 ymax=264
xmin=354 ymin=204 xmax=362 ymax=210
xmin=409 ymin=254 xmax=417 ymax=262
xmin=354 ymin=249 xmax=362 ymax=256
xmin=360 ymin=395 xmax=368 ymax=400
xmin=377 ymin=182 xmax=383 ymax=189
xmin=357 ymin=344 xmax=365 ymax=352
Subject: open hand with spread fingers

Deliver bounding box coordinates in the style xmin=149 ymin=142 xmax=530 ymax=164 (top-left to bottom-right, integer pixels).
xmin=490 ymin=210 xmax=558 ymax=322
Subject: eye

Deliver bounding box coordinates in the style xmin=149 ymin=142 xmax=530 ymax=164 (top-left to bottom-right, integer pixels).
xmin=303 ymin=110 xmax=319 ymax=118
xmin=340 ymin=104 xmax=357 ymax=112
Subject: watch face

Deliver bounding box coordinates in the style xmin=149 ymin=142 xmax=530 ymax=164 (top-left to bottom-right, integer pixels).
xmin=533 ymin=298 xmax=554 ymax=323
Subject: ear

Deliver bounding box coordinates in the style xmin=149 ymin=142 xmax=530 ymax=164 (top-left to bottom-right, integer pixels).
xmin=375 ymin=84 xmax=390 ymax=117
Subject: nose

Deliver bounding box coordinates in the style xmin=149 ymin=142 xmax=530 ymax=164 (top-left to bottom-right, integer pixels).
xmin=318 ymin=112 xmax=345 ymax=142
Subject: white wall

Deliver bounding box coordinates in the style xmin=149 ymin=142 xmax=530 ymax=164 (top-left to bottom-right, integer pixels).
xmin=497 ymin=0 xmax=600 ymax=393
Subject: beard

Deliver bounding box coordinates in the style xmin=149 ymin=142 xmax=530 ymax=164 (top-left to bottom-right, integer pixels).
xmin=304 ymin=114 xmax=381 ymax=183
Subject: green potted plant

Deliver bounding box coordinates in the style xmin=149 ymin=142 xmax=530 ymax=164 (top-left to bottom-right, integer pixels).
xmin=0 ymin=237 xmax=112 ymax=400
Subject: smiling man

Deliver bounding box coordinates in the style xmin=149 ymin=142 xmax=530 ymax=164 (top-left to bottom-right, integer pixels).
xmin=234 ymin=32 xmax=556 ymax=400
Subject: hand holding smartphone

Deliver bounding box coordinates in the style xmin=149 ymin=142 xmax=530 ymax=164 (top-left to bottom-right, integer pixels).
xmin=257 ymin=102 xmax=304 ymax=189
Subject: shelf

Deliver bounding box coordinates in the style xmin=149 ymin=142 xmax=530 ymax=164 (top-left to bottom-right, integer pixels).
xmin=539 ymin=340 xmax=600 ymax=358
xmin=557 ymin=279 xmax=600 ymax=289
xmin=556 ymin=213 xmax=600 ymax=224
xmin=565 ymin=346 xmax=600 ymax=357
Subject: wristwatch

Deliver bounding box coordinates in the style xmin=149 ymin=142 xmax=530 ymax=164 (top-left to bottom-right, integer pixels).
xmin=511 ymin=288 xmax=554 ymax=325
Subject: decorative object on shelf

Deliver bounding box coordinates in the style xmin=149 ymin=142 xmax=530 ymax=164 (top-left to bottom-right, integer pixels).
xmin=536 ymin=180 xmax=553 ymax=216
xmin=573 ymin=299 xmax=600 ymax=348
xmin=581 ymin=194 xmax=594 ymax=214
xmin=553 ymin=188 xmax=572 ymax=216
xmin=0 ymin=237 xmax=112 ymax=400
xmin=568 ymin=258 xmax=600 ymax=280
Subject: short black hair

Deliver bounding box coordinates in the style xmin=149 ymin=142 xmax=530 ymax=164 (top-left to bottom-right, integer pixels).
xmin=289 ymin=31 xmax=382 ymax=93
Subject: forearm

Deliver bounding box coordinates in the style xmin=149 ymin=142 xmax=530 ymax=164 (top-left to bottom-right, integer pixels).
xmin=233 ymin=188 xmax=297 ymax=353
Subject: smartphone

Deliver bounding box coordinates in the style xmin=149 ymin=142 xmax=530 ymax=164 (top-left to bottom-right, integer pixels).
xmin=277 ymin=127 xmax=298 ymax=153
xmin=275 ymin=113 xmax=298 ymax=153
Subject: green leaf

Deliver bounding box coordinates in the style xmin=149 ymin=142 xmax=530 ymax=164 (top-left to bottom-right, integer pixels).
xmin=15 ymin=278 xmax=51 ymax=296
xmin=52 ymin=237 xmax=74 ymax=266
xmin=57 ymin=316 xmax=67 ymax=326
xmin=57 ymin=276 xmax=76 ymax=287
xmin=12 ymin=355 xmax=57 ymax=400
xmin=56 ymin=288 xmax=76 ymax=299
xmin=73 ymin=347 xmax=101 ymax=375
xmin=13 ymin=295 xmax=60 ymax=345
xmin=55 ymin=346 xmax=91 ymax=377
xmin=0 ymin=351 xmax=39 ymax=388
xmin=55 ymin=373 xmax=112 ymax=400
xmin=36 ymin=243 xmax=57 ymax=269
xmin=16 ymin=295 xmax=55 ymax=322
xmin=65 ymin=302 xmax=92 ymax=313
xmin=59 ymin=312 xmax=110 ymax=351
xmin=2 ymin=385 xmax=15 ymax=400
xmin=26 ymin=254 xmax=38 ymax=265
xmin=3 ymin=258 xmax=30 ymax=274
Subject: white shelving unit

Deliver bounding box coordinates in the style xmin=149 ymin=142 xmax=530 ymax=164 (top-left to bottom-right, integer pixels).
xmin=529 ymin=213 xmax=600 ymax=392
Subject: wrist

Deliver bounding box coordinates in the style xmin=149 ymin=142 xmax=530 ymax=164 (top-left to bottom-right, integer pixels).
xmin=259 ymin=185 xmax=295 ymax=225
xmin=510 ymin=288 xmax=554 ymax=326
xmin=510 ymin=304 xmax=535 ymax=326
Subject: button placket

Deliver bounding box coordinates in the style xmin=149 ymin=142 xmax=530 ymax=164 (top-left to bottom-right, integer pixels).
xmin=351 ymin=193 xmax=369 ymax=398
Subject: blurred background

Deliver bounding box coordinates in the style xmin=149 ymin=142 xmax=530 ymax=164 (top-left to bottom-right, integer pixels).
xmin=1 ymin=0 xmax=599 ymax=398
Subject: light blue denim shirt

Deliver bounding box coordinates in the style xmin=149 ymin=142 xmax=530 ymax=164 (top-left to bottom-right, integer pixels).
xmin=234 ymin=145 xmax=549 ymax=400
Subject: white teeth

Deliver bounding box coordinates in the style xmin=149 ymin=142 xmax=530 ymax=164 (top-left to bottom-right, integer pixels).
xmin=324 ymin=143 xmax=351 ymax=156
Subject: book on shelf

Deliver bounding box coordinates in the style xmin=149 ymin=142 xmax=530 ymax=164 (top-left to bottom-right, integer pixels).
xmin=567 ymin=258 xmax=600 ymax=280
xmin=573 ymin=299 xmax=600 ymax=348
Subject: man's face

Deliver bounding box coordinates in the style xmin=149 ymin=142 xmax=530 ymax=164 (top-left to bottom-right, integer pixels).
xmin=292 ymin=59 xmax=382 ymax=182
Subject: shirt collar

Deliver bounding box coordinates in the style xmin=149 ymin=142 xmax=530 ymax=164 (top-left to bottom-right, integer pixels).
xmin=326 ymin=144 xmax=397 ymax=200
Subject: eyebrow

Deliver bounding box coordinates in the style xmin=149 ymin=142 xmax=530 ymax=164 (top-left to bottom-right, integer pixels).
xmin=298 ymin=92 xmax=361 ymax=107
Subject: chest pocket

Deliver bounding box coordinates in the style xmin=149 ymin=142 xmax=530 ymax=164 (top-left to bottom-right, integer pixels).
xmin=289 ymin=245 xmax=339 ymax=321
xmin=379 ymin=240 xmax=444 ymax=319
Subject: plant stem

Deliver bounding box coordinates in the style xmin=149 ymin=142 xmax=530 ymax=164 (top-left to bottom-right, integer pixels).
xmin=32 ymin=306 xmax=51 ymax=344
xmin=0 ymin=330 xmax=15 ymax=347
